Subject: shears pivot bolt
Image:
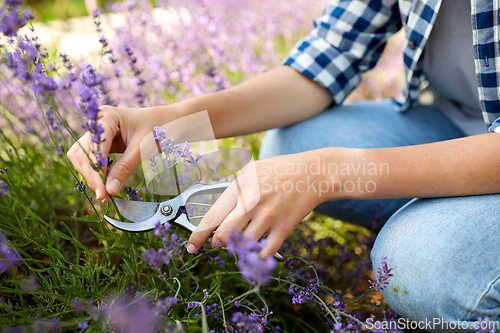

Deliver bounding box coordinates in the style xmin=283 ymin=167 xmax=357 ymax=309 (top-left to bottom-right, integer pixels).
xmin=161 ymin=205 xmax=173 ymax=216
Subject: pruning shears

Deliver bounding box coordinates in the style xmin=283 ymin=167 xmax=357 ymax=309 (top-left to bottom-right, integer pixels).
xmin=103 ymin=181 xmax=230 ymax=233
xmin=103 ymin=181 xmax=285 ymax=261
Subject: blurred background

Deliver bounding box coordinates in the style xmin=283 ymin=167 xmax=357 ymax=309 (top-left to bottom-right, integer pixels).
xmin=27 ymin=0 xmax=116 ymax=21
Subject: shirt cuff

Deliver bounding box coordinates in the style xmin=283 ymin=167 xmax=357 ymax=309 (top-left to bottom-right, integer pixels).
xmin=488 ymin=116 xmax=500 ymax=134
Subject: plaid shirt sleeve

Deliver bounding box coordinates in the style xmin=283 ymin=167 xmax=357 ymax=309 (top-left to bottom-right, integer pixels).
xmin=283 ymin=0 xmax=402 ymax=105
xmin=489 ymin=118 xmax=500 ymax=134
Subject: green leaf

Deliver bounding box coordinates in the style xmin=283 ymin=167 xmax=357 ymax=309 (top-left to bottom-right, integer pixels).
xmin=71 ymin=216 xmax=99 ymax=223
xmin=116 ymin=275 xmax=126 ymax=294
xmin=89 ymin=228 xmax=106 ymax=241
xmin=201 ymin=303 xmax=209 ymax=333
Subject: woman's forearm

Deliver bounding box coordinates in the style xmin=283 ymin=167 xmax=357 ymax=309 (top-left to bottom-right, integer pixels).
xmin=315 ymin=133 xmax=500 ymax=201
xmin=167 ymin=66 xmax=333 ymax=138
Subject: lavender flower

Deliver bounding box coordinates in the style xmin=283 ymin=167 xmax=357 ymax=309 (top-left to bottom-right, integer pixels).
xmin=195 ymin=246 xmax=225 ymax=267
xmin=0 ymin=232 xmax=20 ymax=272
xmin=78 ymin=65 xmax=107 ymax=169
xmin=92 ymin=9 xmax=117 ymax=106
xmin=153 ymin=127 xmax=202 ymax=168
xmin=187 ymin=301 xmax=221 ymax=319
xmin=0 ymin=1 xmax=26 ymax=37
xmin=231 ymin=311 xmax=272 ymax=333
xmin=22 ymin=10 xmax=34 ymax=22
xmin=101 ymin=295 xmax=163 ymax=333
xmin=0 ymin=180 xmax=8 ymax=196
xmin=142 ymin=222 xmax=184 ymax=275
xmin=76 ymin=181 xmax=86 ymax=195
xmin=125 ymin=186 xmax=142 ymax=201
xmin=72 ymin=298 xmax=86 ymax=313
xmin=203 ymin=289 xmax=210 ymax=300
xmin=78 ymin=322 xmax=89 ymax=330
xmin=30 ymin=319 xmax=61 ymax=333
xmin=124 ymin=43 xmax=146 ymax=105
xmin=369 ymin=257 xmax=394 ymax=291
xmin=157 ymin=297 xmax=178 ymax=315
xmin=288 ymin=278 xmax=322 ymax=305
xmin=226 ymin=230 xmax=277 ymax=286
xmin=187 ymin=302 xmax=199 ymax=310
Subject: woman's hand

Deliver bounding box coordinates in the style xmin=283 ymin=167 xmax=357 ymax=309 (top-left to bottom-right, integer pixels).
xmin=67 ymin=105 xmax=171 ymax=203
xmin=186 ymin=151 xmax=323 ymax=258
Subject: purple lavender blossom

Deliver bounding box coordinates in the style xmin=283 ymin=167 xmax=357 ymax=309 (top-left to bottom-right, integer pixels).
xmin=142 ymin=222 xmax=184 ymax=274
xmin=187 ymin=302 xmax=199 ymax=310
xmin=78 ymin=65 xmax=108 ymax=170
xmin=101 ymin=294 xmax=163 ymax=333
xmin=187 ymin=301 xmax=221 ymax=319
xmin=0 ymin=1 xmax=26 ymax=37
xmin=369 ymin=257 xmax=394 ymax=291
xmin=0 ymin=232 xmax=20 ymax=272
xmin=30 ymin=319 xmax=62 ymax=333
xmin=226 ymin=230 xmax=277 ymax=286
xmin=203 ymin=289 xmax=210 ymax=300
xmin=125 ymin=186 xmax=142 ymax=201
xmin=0 ymin=180 xmax=8 ymax=196
xmin=231 ymin=311 xmax=273 ymax=333
xmin=78 ymin=321 xmax=89 ymax=330
xmin=288 ymin=278 xmax=322 ymax=305
xmin=194 ymin=246 xmax=225 ymax=267
xmin=72 ymin=298 xmax=86 ymax=313
xmin=124 ymin=43 xmax=146 ymax=105
xmin=157 ymin=297 xmax=178 ymax=315
xmin=0 ymin=159 xmax=7 ymax=175
xmin=22 ymin=10 xmax=34 ymax=21
xmin=153 ymin=127 xmax=202 ymax=168
xmin=54 ymin=145 xmax=65 ymax=156
xmin=92 ymin=9 xmax=118 ymax=106
xmin=76 ymin=181 xmax=86 ymax=195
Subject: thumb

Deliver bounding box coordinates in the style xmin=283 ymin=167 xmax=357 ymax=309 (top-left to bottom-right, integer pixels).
xmin=105 ymin=142 xmax=142 ymax=196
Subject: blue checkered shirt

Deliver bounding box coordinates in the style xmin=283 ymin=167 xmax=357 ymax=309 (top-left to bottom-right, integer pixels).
xmin=283 ymin=0 xmax=500 ymax=133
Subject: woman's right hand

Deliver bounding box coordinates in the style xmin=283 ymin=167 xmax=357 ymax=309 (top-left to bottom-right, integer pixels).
xmin=67 ymin=105 xmax=170 ymax=203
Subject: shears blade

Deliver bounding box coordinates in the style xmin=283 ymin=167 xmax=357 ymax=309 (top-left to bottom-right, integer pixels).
xmin=114 ymin=199 xmax=159 ymax=222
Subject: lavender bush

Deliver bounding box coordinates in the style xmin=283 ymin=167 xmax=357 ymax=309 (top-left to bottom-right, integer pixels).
xmin=0 ymin=0 xmax=412 ymax=332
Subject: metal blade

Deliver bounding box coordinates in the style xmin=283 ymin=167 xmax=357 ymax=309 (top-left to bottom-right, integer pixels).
xmin=114 ymin=199 xmax=159 ymax=222
xmin=103 ymin=215 xmax=158 ymax=232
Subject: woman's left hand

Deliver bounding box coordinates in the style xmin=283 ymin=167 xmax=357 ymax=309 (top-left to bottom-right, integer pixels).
xmin=186 ymin=151 xmax=323 ymax=258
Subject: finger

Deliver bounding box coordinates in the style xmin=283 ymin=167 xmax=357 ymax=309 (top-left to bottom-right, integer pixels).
xmin=68 ymin=107 xmax=122 ymax=202
xmin=210 ymin=204 xmax=251 ymax=248
xmin=67 ymin=133 xmax=108 ymax=201
xmin=258 ymin=224 xmax=292 ymax=259
xmin=242 ymin=213 xmax=270 ymax=242
xmin=187 ymin=183 xmax=239 ymax=253
xmin=105 ymin=138 xmax=143 ymax=197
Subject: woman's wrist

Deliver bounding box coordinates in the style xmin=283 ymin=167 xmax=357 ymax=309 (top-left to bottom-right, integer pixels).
xmin=312 ymin=147 xmax=381 ymax=202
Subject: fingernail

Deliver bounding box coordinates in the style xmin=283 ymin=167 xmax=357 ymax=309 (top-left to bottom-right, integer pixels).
xmin=187 ymin=243 xmax=196 ymax=254
xmin=108 ymin=179 xmax=122 ymax=193
xmin=96 ymin=189 xmax=102 ymax=200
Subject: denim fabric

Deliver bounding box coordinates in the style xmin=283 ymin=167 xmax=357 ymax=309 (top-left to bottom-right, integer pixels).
xmin=259 ymin=99 xmax=500 ymax=331
xmin=371 ymin=195 xmax=500 ymax=332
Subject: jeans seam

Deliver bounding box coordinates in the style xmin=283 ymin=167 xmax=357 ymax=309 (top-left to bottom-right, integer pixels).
xmin=466 ymin=272 xmax=500 ymax=320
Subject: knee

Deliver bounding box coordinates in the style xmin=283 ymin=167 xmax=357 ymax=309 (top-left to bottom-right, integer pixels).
xmin=371 ymin=198 xmax=500 ymax=332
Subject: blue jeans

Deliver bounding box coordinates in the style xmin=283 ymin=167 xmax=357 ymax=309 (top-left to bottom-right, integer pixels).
xmin=259 ymin=100 xmax=500 ymax=332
